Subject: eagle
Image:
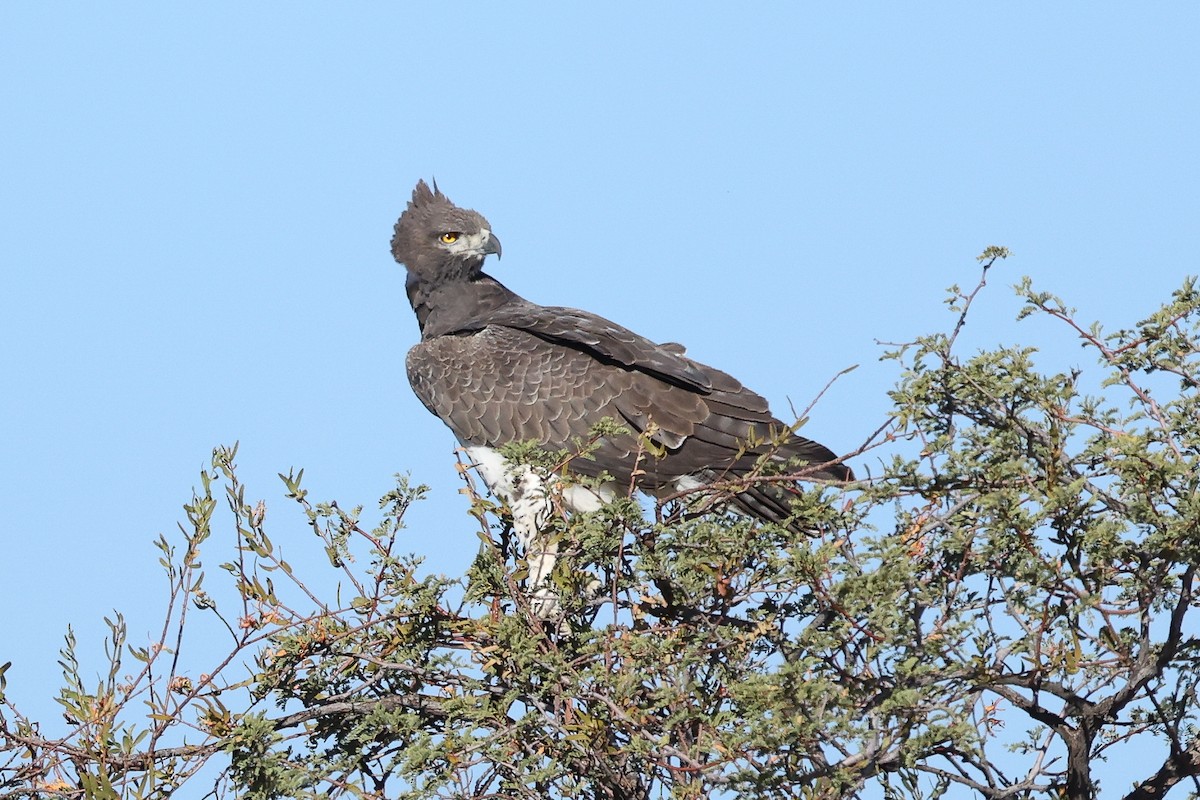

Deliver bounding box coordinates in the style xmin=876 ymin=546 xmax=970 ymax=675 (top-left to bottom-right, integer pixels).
xmin=392 ymin=180 xmax=851 ymax=611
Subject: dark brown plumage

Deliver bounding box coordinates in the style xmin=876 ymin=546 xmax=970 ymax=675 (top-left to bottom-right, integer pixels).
xmin=392 ymin=180 xmax=851 ymax=526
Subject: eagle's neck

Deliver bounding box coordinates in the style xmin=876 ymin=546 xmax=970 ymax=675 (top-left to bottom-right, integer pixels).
xmin=407 ymin=272 xmax=522 ymax=339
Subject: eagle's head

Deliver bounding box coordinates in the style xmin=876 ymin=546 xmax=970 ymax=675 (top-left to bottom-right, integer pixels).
xmin=391 ymin=180 xmax=502 ymax=283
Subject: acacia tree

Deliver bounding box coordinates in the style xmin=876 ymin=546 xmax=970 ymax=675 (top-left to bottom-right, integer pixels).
xmin=2 ymin=251 xmax=1199 ymax=800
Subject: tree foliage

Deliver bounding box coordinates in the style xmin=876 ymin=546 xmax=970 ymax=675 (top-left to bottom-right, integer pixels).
xmin=3 ymin=253 xmax=1199 ymax=799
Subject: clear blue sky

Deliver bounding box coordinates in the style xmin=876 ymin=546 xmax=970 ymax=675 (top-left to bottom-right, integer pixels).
xmin=2 ymin=4 xmax=1197 ymax=795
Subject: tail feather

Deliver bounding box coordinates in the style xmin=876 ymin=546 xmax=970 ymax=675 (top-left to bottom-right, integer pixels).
xmin=728 ymin=449 xmax=852 ymax=529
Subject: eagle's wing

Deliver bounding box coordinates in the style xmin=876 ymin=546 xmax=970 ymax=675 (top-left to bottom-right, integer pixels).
xmin=407 ymin=325 xmax=707 ymax=473
xmin=407 ymin=323 xmax=846 ymax=505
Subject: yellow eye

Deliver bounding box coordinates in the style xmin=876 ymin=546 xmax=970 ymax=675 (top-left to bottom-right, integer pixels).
xmin=439 ymin=232 xmax=460 ymax=244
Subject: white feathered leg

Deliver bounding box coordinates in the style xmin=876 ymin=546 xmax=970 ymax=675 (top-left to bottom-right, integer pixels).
xmin=465 ymin=446 xmax=561 ymax=618
xmin=464 ymin=445 xmax=615 ymax=619
xmin=509 ymin=466 xmax=561 ymax=617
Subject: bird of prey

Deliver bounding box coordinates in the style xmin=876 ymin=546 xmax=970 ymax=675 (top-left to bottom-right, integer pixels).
xmin=392 ymin=180 xmax=850 ymax=610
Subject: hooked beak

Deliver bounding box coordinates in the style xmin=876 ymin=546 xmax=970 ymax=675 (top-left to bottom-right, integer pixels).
xmin=483 ymin=230 xmax=502 ymax=260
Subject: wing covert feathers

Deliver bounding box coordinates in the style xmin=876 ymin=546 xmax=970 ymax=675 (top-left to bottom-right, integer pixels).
xmin=406 ymin=325 xmax=850 ymax=500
